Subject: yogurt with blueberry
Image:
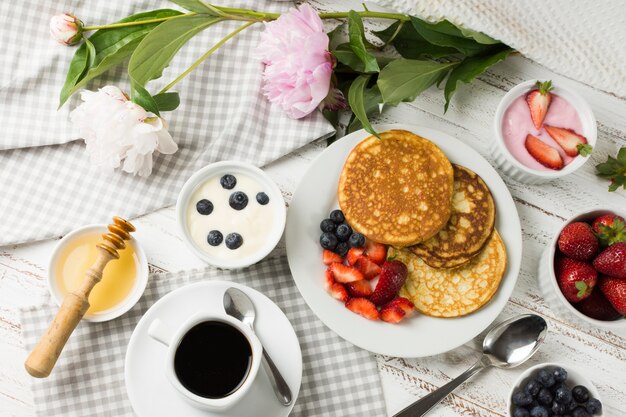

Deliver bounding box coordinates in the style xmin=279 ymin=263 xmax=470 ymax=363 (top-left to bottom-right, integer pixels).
xmin=186 ymin=173 xmax=276 ymax=260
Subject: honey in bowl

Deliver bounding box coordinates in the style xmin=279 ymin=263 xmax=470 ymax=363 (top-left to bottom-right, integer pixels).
xmin=54 ymin=231 xmax=139 ymax=315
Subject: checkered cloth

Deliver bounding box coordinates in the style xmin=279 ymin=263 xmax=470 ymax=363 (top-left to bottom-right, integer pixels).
xmin=20 ymin=256 xmax=387 ymax=416
xmin=0 ymin=0 xmax=333 ymax=246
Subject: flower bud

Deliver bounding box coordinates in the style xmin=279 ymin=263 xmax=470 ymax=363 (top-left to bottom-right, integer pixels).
xmin=50 ymin=13 xmax=83 ymax=46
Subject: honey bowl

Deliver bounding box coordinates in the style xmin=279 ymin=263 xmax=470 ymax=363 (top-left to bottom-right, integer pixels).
xmin=47 ymin=224 xmax=149 ymax=322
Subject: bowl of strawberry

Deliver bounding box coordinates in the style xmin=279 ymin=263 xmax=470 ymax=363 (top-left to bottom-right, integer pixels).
xmin=538 ymin=209 xmax=626 ymax=328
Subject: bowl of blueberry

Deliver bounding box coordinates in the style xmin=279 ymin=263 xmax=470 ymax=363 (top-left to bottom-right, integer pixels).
xmin=176 ymin=161 xmax=286 ymax=269
xmin=509 ymin=363 xmax=602 ymax=417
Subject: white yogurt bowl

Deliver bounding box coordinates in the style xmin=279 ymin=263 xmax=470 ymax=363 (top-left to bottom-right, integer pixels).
xmin=492 ymin=80 xmax=597 ymax=184
xmin=176 ymin=161 xmax=286 ymax=269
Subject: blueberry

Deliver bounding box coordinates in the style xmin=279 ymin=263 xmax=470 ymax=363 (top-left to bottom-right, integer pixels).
xmin=196 ymin=199 xmax=213 ymax=215
xmin=586 ymin=398 xmax=602 ymax=415
xmin=572 ymin=407 xmax=590 ymax=417
xmin=538 ymin=388 xmax=553 ymax=405
xmin=336 ymin=223 xmax=352 ymax=242
xmin=513 ymin=391 xmax=534 ymax=406
xmin=320 ymin=219 xmax=336 ymax=233
xmin=567 ymin=400 xmax=579 ymax=412
xmin=329 ymin=209 xmax=345 ymax=224
xmin=336 ymin=242 xmax=350 ymax=257
xmin=225 ymin=233 xmax=243 ymax=250
xmin=220 ymin=174 xmax=237 ymax=189
xmin=207 ymin=230 xmax=223 ymax=246
xmin=555 ymin=385 xmax=573 ymax=404
xmin=348 ymin=232 xmax=365 ymax=248
xmin=229 ymin=191 xmax=249 ymax=210
xmin=538 ymin=369 xmax=556 ymax=388
xmin=552 ymin=401 xmax=566 ymax=415
xmin=525 ymin=379 xmax=543 ymax=397
xmin=256 ymin=192 xmax=269 ymax=205
xmin=530 ymin=405 xmax=549 ymax=417
xmin=514 ymin=407 xmax=530 ymax=417
xmin=572 ymin=386 xmax=590 ymax=403
xmin=553 ymin=367 xmax=568 ymax=383
xmin=320 ymin=232 xmax=338 ymax=250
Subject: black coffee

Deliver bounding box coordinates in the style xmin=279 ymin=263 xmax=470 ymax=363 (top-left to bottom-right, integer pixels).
xmin=174 ymin=321 xmax=252 ymax=399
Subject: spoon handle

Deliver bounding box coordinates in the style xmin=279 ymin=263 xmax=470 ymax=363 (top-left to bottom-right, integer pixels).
xmin=392 ymin=356 xmax=490 ymax=417
xmin=261 ymin=347 xmax=293 ymax=406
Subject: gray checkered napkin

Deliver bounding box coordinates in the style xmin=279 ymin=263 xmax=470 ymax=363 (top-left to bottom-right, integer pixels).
xmin=0 ymin=0 xmax=333 ymax=246
xmin=20 ymin=256 xmax=387 ymax=417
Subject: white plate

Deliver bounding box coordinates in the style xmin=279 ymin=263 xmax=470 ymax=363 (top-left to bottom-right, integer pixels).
xmin=286 ymin=124 xmax=522 ymax=358
xmin=125 ymin=281 xmax=302 ymax=417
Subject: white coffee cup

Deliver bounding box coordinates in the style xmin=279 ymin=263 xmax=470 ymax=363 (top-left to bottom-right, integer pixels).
xmin=148 ymin=312 xmax=262 ymax=411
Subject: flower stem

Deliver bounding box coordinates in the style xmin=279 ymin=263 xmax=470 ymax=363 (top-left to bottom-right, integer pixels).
xmin=159 ymin=21 xmax=256 ymax=94
xmin=82 ymin=12 xmax=196 ymax=31
xmin=209 ymin=5 xmax=410 ymax=22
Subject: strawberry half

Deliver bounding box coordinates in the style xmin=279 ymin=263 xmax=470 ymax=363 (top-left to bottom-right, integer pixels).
xmin=592 ymin=214 xmax=626 ymax=246
xmin=346 ymin=247 xmax=365 ymax=266
xmin=526 ymin=80 xmax=553 ymax=129
xmin=576 ymin=282 xmax=622 ymax=321
xmin=324 ymin=268 xmax=334 ymax=291
xmin=364 ymin=240 xmax=387 ymax=265
xmin=555 ymin=257 xmax=597 ymax=303
xmin=370 ymin=261 xmax=408 ymax=305
xmin=329 ymin=262 xmax=364 ymax=283
xmin=384 ymin=297 xmax=415 ymax=317
xmin=544 ymin=125 xmax=589 ymax=157
xmin=525 ymin=134 xmax=563 ymax=170
xmin=592 ymin=242 xmax=626 ymax=279
xmin=380 ymin=305 xmax=406 ymax=324
xmin=354 ymin=256 xmax=382 ymax=279
xmin=557 ymin=222 xmax=599 ymax=261
xmin=345 ymin=298 xmax=380 ymax=320
xmin=345 ymin=280 xmax=373 ymax=298
xmin=322 ymin=249 xmax=343 ymax=265
xmin=599 ymin=275 xmax=626 ymax=316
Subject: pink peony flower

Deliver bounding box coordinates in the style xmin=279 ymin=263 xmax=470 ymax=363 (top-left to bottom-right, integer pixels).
xmin=50 ymin=13 xmax=83 ymax=46
xmin=70 ymin=86 xmax=178 ymax=177
xmin=256 ymin=4 xmax=334 ymax=119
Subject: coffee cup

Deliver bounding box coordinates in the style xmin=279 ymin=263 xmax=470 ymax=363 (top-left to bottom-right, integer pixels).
xmin=148 ymin=312 xmax=262 ymax=411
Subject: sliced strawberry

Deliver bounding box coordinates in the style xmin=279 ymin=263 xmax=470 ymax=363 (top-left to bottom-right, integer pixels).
xmin=329 ymin=262 xmax=364 ymax=283
xmin=328 ymin=283 xmax=348 ymax=301
xmin=354 ymin=256 xmax=382 ymax=279
xmin=324 ymin=268 xmax=334 ymax=291
xmin=322 ymin=249 xmax=343 ymax=265
xmin=526 ymin=80 xmax=553 ymax=129
xmin=384 ymin=297 xmax=415 ymax=317
xmin=380 ymin=305 xmax=406 ymax=323
xmin=345 ymin=280 xmax=373 ymax=298
xmin=370 ymin=261 xmax=408 ymax=305
xmin=346 ymin=247 xmax=365 ymax=266
xmin=364 ymin=240 xmax=387 ymax=265
xmin=525 ymin=134 xmax=564 ymax=170
xmin=544 ymin=125 xmax=588 ymax=157
xmin=345 ymin=298 xmax=379 ymax=320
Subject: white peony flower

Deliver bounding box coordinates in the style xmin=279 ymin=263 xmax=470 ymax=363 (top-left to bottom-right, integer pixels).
xmin=70 ymin=86 xmax=178 ymax=177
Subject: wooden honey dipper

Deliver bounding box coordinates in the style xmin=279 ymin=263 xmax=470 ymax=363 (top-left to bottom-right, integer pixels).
xmin=24 ymin=217 xmax=136 ymax=378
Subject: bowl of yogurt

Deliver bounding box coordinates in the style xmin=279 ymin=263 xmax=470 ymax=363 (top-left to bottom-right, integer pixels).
xmin=491 ymin=79 xmax=597 ymax=184
xmin=176 ymin=161 xmax=286 ymax=269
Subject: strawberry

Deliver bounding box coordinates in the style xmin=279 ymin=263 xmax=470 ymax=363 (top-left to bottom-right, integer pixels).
xmin=322 ymin=249 xmax=343 ymax=265
xmin=354 ymin=256 xmax=382 ymax=279
xmin=329 ymin=262 xmax=364 ymax=283
xmin=384 ymin=297 xmax=415 ymax=317
xmin=324 ymin=268 xmax=334 ymax=291
xmin=346 ymin=247 xmax=365 ymax=266
xmin=592 ymin=214 xmax=626 ymax=246
xmin=526 ymin=80 xmax=553 ymax=129
xmin=544 ymin=125 xmax=589 ymax=157
xmin=345 ymin=298 xmax=380 ymax=320
xmin=380 ymin=305 xmax=405 ymax=323
xmin=345 ymin=280 xmax=373 ymax=298
xmin=593 ymin=242 xmax=626 ymax=279
xmin=555 ymin=257 xmax=597 ymax=303
xmin=598 ymin=276 xmax=626 ymax=315
xmin=364 ymin=240 xmax=387 ymax=265
xmin=557 ymin=222 xmax=599 ymax=261
xmin=328 ymin=283 xmax=349 ymax=301
xmin=525 ymin=134 xmax=563 ymax=170
xmin=576 ymin=282 xmax=622 ymax=321
xmin=370 ymin=261 xmax=408 ymax=305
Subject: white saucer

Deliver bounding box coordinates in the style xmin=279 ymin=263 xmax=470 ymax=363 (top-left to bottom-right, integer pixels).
xmin=124 ymin=281 xmax=302 ymax=417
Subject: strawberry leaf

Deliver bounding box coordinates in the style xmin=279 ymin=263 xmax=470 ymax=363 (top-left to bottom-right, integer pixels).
xmin=596 ymin=146 xmax=626 ymax=192
xmin=575 ymin=281 xmax=588 ymax=298
xmin=596 ymin=219 xmax=626 ymax=246
xmin=577 ymin=143 xmax=593 ymax=157
xmin=535 ymin=80 xmax=553 ymax=94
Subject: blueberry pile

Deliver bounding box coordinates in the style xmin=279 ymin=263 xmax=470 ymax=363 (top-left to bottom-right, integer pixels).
xmin=319 ymin=209 xmax=365 ymax=257
xmin=512 ymin=367 xmax=602 ymax=417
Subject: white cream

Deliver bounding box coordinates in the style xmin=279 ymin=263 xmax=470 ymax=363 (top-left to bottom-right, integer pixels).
xmin=186 ymin=173 xmax=276 ymax=260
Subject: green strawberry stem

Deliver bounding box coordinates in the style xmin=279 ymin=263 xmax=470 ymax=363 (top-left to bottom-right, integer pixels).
xmin=575 ymin=281 xmax=588 ymax=298
xmin=535 ymin=80 xmax=553 ymax=95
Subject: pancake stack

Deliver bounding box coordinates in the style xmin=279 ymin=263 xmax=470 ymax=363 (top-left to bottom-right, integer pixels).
xmin=338 ymin=130 xmax=506 ymax=318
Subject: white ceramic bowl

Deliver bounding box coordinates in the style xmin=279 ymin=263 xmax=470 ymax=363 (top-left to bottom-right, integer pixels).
xmin=492 ymin=80 xmax=597 ymax=184
xmin=538 ymin=209 xmax=626 ymax=330
xmin=48 ymin=224 xmax=149 ymax=322
xmin=508 ymin=362 xmax=603 ymax=416
xmin=176 ymin=161 xmax=286 ymax=269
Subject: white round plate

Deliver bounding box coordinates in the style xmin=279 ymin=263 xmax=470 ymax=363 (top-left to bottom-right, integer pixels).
xmin=286 ymin=124 xmax=522 ymax=358
xmin=125 ymin=281 xmax=302 ymax=417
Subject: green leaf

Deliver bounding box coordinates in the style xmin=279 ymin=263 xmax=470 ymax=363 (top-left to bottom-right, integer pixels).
xmin=131 ymin=84 xmax=160 ymax=115
xmin=348 ymin=74 xmax=380 ymax=138
xmin=377 ymin=59 xmax=457 ymax=105
xmin=374 ymin=21 xmax=458 ymax=59
xmin=168 ymin=0 xmax=217 ymax=14
xmin=153 ymin=92 xmax=180 ymax=111
xmin=577 ymin=143 xmax=593 ymax=157
xmin=348 ymin=85 xmax=382 ymax=133
xmin=347 ymin=11 xmax=379 ymax=73
xmin=333 ymin=43 xmax=393 ymax=73
xmin=575 ymin=281 xmax=588 ymax=298
xmin=59 ymin=9 xmax=183 ymax=107
xmin=443 ymin=46 xmax=513 ymax=111
xmin=410 ymin=17 xmax=492 ymax=56
xmin=456 ymin=27 xmax=500 ymax=44
xmin=596 ymin=147 xmax=626 ymax=192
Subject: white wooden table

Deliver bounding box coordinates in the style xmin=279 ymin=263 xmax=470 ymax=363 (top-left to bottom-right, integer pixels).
xmin=2 ymin=11 xmax=626 ymax=417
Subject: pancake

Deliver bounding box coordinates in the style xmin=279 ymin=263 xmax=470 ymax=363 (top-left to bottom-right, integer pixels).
xmin=410 ymin=164 xmax=495 ymax=268
xmin=337 ymin=130 xmax=454 ymax=246
xmin=395 ymin=230 xmax=506 ymax=318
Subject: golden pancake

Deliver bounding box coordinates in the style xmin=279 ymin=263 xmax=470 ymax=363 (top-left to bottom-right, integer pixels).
xmin=411 ymin=164 xmax=496 ymax=268
xmin=337 ymin=130 xmax=453 ymax=246
xmin=395 ymin=230 xmax=506 ymax=318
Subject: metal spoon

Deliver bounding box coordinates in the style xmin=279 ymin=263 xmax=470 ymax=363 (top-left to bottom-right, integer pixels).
xmin=393 ymin=314 xmax=548 ymax=417
xmin=223 ymin=287 xmax=293 ymax=406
